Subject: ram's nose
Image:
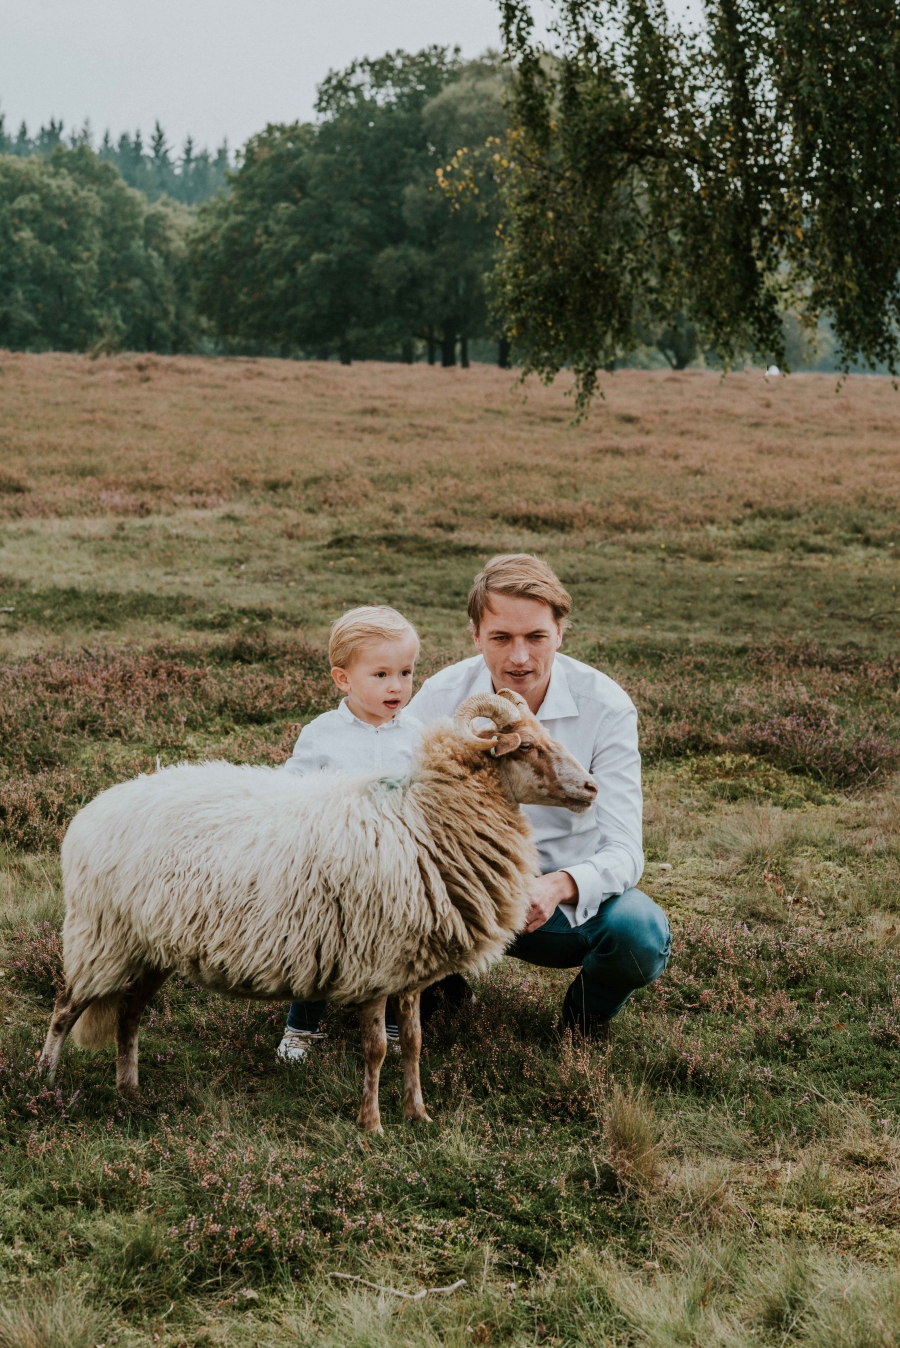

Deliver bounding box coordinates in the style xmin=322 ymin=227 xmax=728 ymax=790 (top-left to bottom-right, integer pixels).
xmin=583 ymin=778 xmax=598 ymax=798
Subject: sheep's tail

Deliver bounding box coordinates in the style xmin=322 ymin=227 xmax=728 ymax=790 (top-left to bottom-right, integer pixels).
xmin=70 ymin=995 xmax=121 ymax=1049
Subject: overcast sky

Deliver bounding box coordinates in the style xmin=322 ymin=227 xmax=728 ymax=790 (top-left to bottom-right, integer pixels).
xmin=1 ymin=0 xmax=700 ymax=157
xmin=1 ymin=0 xmax=522 ymax=155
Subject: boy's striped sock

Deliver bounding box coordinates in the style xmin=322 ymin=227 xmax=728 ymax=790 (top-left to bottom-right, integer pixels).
xmin=386 ymin=1000 xmax=400 ymax=1046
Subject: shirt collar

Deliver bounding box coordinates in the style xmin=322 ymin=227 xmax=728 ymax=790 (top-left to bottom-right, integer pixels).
xmin=337 ymin=698 xmax=404 ymax=730
xmin=473 ymin=655 xmax=579 ymax=722
xmin=536 ymin=658 xmax=579 ymax=721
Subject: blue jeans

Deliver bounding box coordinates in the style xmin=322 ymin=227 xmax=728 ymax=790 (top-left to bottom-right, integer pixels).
xmin=286 ymin=998 xmax=399 ymax=1035
xmin=286 ymin=998 xmax=327 ymax=1034
xmin=286 ymin=888 xmax=669 ymax=1034
xmin=508 ymin=887 xmax=671 ymax=1023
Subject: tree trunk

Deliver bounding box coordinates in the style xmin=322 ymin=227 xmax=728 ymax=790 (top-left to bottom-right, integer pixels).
xmin=441 ymin=330 xmax=456 ymax=367
xmin=338 ymin=338 xmax=352 ymax=366
xmin=460 ymin=333 xmax=469 ymax=369
xmin=426 ymin=327 xmax=436 ymax=365
xmin=401 ymin=338 xmax=414 ymax=364
xmin=498 ymin=337 xmax=511 ymax=369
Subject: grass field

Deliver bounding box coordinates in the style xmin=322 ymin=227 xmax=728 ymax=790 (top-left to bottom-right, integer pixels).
xmin=2 ymin=352 xmax=900 ymax=1346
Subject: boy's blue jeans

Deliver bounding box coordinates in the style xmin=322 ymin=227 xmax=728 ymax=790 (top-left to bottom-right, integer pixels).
xmin=286 ymin=997 xmax=399 ymax=1034
xmin=286 ymin=887 xmax=669 ymax=1034
xmin=509 ymin=887 xmax=671 ymax=1022
xmin=286 ymin=999 xmax=328 ymax=1033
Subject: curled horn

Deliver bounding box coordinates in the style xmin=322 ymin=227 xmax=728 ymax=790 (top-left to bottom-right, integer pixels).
xmin=496 ymin=687 xmax=529 ymax=713
xmin=453 ymin=692 xmax=522 ymax=750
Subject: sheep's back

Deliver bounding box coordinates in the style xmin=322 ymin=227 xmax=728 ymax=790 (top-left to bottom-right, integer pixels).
xmin=61 ymin=762 xmax=444 ymax=1003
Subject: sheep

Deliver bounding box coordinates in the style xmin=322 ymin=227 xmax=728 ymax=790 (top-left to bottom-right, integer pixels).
xmin=39 ymin=689 xmax=598 ymax=1132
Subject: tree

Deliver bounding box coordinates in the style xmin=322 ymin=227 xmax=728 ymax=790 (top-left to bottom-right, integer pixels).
xmin=0 ymin=146 xmax=197 ymax=352
xmin=0 ymin=155 xmax=101 ymax=349
xmin=655 ymin=314 xmax=698 ymax=370
xmin=388 ymin=60 xmax=508 ymax=365
xmin=496 ymin=0 xmax=900 ymax=407
xmin=190 ymin=48 xmax=507 ymax=362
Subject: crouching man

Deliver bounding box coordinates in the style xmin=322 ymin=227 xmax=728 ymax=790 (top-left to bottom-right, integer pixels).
xmin=409 ymin=553 xmax=670 ymax=1039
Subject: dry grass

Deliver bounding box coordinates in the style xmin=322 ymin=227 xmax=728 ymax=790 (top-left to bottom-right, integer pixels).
xmin=0 ymin=354 xmax=898 ymax=658
xmin=1 ymin=354 xmax=898 ymax=529
xmin=0 ymin=1285 xmax=107 ymax=1348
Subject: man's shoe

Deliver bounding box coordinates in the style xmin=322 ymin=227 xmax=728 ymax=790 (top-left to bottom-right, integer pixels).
xmin=420 ymin=973 xmax=476 ymax=1027
xmin=561 ymin=992 xmax=612 ymax=1043
xmin=277 ymin=1029 xmax=326 ymax=1063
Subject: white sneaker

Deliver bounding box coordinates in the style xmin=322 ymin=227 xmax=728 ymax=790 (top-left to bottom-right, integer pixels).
xmin=277 ymin=1029 xmax=326 ymax=1063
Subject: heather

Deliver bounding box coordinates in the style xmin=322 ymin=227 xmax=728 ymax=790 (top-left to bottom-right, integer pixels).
xmin=2 ymin=357 xmax=900 ymax=1344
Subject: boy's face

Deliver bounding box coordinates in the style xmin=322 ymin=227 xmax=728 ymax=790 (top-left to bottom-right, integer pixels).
xmin=332 ymin=634 xmax=419 ymax=726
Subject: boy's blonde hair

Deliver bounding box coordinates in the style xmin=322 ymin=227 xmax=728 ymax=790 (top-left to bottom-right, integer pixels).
xmin=467 ymin=554 xmax=572 ymax=631
xmin=329 ymin=605 xmax=419 ymax=669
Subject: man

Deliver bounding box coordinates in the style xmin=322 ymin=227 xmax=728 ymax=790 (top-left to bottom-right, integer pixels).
xmin=408 ymin=553 xmax=670 ymax=1038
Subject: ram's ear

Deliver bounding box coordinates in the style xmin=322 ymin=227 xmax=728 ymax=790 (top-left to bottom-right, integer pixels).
xmin=491 ymin=732 xmax=521 ymax=757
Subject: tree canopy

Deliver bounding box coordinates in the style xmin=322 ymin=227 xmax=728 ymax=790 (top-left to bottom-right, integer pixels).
xmin=495 ymin=0 xmax=900 ymax=406
xmin=189 ymin=50 xmax=508 ymax=363
xmin=0 ymin=146 xmax=196 ymax=352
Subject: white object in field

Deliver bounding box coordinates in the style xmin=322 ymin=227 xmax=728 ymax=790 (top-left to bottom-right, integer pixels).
xmin=766 ymin=364 xmax=781 ymax=377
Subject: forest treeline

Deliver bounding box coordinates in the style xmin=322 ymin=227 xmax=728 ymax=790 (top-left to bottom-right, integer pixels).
xmin=0 ymin=114 xmax=229 ymax=206
xmin=0 ymin=50 xmax=508 ymax=365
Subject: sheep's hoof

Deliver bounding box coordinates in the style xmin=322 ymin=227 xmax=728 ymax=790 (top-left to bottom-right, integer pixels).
xmin=406 ymin=1111 xmax=433 ymax=1125
xmin=357 ymin=1115 xmax=383 ymax=1136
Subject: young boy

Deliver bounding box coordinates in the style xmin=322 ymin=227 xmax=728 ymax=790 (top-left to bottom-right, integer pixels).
xmin=276 ymin=604 xmax=423 ymax=1063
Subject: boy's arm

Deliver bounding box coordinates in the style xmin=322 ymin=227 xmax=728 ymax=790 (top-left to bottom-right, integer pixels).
xmin=284 ymin=722 xmax=328 ymax=775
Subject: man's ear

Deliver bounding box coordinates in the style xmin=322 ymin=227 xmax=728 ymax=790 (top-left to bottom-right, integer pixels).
xmin=491 ymin=732 xmax=521 ymax=757
xmin=471 ymin=619 xmax=482 ymax=651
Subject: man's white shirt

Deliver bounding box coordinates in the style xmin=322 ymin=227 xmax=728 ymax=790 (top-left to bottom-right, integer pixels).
xmin=408 ymin=653 xmax=643 ymax=927
xmin=284 ymin=699 xmax=423 ymax=777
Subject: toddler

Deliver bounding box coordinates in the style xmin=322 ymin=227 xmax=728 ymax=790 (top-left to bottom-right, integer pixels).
xmin=277 ymin=604 xmax=423 ymax=1062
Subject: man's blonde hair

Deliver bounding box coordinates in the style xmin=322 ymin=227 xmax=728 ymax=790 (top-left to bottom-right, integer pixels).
xmin=467 ymin=554 xmax=572 ymax=631
xmin=329 ymin=605 xmax=419 ymax=669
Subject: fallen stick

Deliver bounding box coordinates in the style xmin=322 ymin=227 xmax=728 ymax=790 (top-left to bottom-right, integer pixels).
xmin=326 ymin=1272 xmax=466 ymax=1300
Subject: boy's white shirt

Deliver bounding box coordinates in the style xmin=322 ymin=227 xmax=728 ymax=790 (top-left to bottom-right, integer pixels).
xmin=284 ymin=699 xmax=424 ymax=778
xmin=408 ymin=652 xmax=644 ymax=927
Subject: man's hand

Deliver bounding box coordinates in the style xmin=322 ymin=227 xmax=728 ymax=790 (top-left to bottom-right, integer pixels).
xmin=524 ymin=870 xmax=578 ymax=933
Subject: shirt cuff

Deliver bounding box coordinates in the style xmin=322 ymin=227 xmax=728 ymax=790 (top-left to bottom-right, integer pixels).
xmin=561 ymin=863 xmax=606 ymax=922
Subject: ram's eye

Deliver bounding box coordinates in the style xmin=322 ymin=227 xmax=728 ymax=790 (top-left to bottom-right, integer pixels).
xmin=519 ymin=742 xmax=534 ymax=751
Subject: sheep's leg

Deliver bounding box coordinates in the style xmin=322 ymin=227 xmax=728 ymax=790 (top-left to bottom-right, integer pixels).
xmin=116 ymin=970 xmax=170 ymax=1097
xmin=396 ymin=990 xmax=431 ymax=1124
xmin=38 ymin=990 xmax=89 ymax=1083
xmin=358 ymin=996 xmax=388 ymax=1135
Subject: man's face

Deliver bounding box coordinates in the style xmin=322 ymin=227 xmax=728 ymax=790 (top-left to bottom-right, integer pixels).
xmin=472 ymin=594 xmax=564 ymax=710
